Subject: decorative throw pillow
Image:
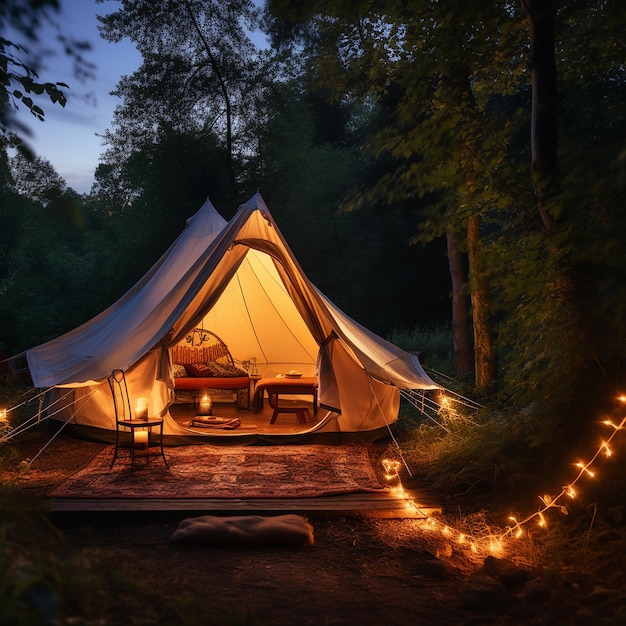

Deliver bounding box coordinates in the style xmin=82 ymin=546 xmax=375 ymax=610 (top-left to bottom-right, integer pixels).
xmin=172 ymin=363 xmax=188 ymax=378
xmin=185 ymin=362 xmax=216 ymax=377
xmin=209 ymin=362 xmax=248 ymax=377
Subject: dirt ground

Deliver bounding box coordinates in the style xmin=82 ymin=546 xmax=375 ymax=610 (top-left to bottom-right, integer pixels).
xmin=0 ymin=427 xmax=598 ymax=625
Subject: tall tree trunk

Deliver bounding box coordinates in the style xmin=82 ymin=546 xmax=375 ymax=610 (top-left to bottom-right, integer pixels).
xmin=447 ymin=232 xmax=473 ymax=378
xmin=525 ymin=0 xmax=559 ymax=231
xmin=467 ymin=213 xmax=497 ymax=387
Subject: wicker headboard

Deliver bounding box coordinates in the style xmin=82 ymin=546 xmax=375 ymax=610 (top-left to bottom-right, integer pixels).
xmin=171 ymin=329 xmax=234 ymax=366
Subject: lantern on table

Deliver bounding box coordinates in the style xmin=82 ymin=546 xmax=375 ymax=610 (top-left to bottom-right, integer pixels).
xmin=135 ymin=397 xmax=149 ymax=420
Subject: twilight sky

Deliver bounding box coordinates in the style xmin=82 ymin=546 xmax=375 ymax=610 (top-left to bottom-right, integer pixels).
xmin=10 ymin=0 xmax=142 ymax=193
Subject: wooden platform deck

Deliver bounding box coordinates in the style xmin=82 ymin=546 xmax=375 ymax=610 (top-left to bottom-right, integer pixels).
xmin=50 ymin=488 xmax=441 ymax=519
xmin=45 ymin=401 xmax=442 ymax=520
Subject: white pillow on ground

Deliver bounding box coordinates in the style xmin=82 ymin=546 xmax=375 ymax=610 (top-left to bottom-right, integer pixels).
xmin=171 ymin=514 xmax=314 ymax=546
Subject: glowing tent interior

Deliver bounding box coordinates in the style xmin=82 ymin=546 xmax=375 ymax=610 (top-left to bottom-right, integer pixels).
xmin=26 ymin=193 xmax=439 ymax=443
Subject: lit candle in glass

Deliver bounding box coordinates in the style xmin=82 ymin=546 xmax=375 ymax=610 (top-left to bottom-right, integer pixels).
xmin=135 ymin=397 xmax=149 ymax=420
xmin=134 ymin=430 xmax=149 ymax=448
xmin=0 ymin=409 xmax=7 ymax=423
xmin=198 ymin=393 xmax=213 ymax=415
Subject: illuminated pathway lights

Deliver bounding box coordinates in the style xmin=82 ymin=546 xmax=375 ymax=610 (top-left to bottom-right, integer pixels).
xmin=382 ymin=395 xmax=626 ymax=559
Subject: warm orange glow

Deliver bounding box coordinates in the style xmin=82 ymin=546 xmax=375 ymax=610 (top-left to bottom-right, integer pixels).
xmin=135 ymin=397 xmax=149 ymax=420
xmin=489 ymin=538 xmax=504 ymax=556
xmin=382 ymin=459 xmax=401 ymax=475
xmin=576 ymin=462 xmax=595 ymax=478
xmin=198 ymin=393 xmax=213 ymax=415
xmin=134 ymin=430 xmax=149 ymax=446
xmin=0 ymin=409 xmax=7 ymax=422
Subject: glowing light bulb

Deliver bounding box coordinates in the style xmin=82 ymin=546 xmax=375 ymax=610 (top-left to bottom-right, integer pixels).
xmin=538 ymin=512 xmax=547 ymax=528
xmin=135 ymin=397 xmax=149 ymax=420
xmin=382 ymin=459 xmax=401 ymax=476
xmin=575 ymin=462 xmax=595 ymax=478
xmin=540 ymin=494 xmax=553 ymax=507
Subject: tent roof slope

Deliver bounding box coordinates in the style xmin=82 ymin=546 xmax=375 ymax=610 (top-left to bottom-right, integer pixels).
xmin=317 ymin=290 xmax=438 ymax=390
xmin=27 ymin=193 xmax=438 ymax=392
xmin=26 ymin=198 xmax=227 ymax=387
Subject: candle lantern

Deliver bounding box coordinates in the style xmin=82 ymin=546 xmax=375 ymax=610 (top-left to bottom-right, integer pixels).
xmin=135 ymin=397 xmax=149 ymax=420
xmin=134 ymin=430 xmax=149 ymax=449
xmin=198 ymin=393 xmax=213 ymax=415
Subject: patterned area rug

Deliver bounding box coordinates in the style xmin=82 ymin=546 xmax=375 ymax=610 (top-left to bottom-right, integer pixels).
xmin=48 ymin=444 xmax=385 ymax=499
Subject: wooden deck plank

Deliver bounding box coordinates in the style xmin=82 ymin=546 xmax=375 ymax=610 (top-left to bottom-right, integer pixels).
xmin=49 ymin=488 xmax=441 ymax=519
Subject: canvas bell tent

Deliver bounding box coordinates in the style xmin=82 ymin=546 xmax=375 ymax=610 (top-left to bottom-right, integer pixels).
xmin=26 ymin=193 xmax=439 ymax=442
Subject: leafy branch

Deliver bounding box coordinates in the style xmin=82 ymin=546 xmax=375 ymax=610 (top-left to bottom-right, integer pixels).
xmin=0 ymin=37 xmax=68 ymax=124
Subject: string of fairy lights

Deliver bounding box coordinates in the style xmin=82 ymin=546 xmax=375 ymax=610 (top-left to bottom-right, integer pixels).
xmin=382 ymin=393 xmax=626 ymax=558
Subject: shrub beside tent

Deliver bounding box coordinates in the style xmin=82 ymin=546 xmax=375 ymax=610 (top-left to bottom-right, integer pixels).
xmin=26 ymin=193 xmax=439 ymax=443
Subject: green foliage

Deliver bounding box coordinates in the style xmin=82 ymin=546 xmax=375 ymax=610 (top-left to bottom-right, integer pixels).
xmin=265 ymin=0 xmax=626 ymax=456
xmin=0 ymin=122 xmax=117 ymax=354
xmin=0 ymin=1 xmax=94 ymax=153
xmin=0 ymin=483 xmax=59 ymax=626
xmin=0 ymin=37 xmax=67 ymax=129
xmin=94 ymin=127 xmax=237 ymax=300
xmin=388 ymin=324 xmax=455 ymax=376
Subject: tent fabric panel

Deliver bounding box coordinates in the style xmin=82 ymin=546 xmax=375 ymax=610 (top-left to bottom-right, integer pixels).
xmin=50 ymin=350 xmax=188 ymax=436
xmin=319 ymin=292 xmax=439 ymax=390
xmin=323 ymin=338 xmax=399 ymax=432
xmin=199 ymin=249 xmax=319 ymax=375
